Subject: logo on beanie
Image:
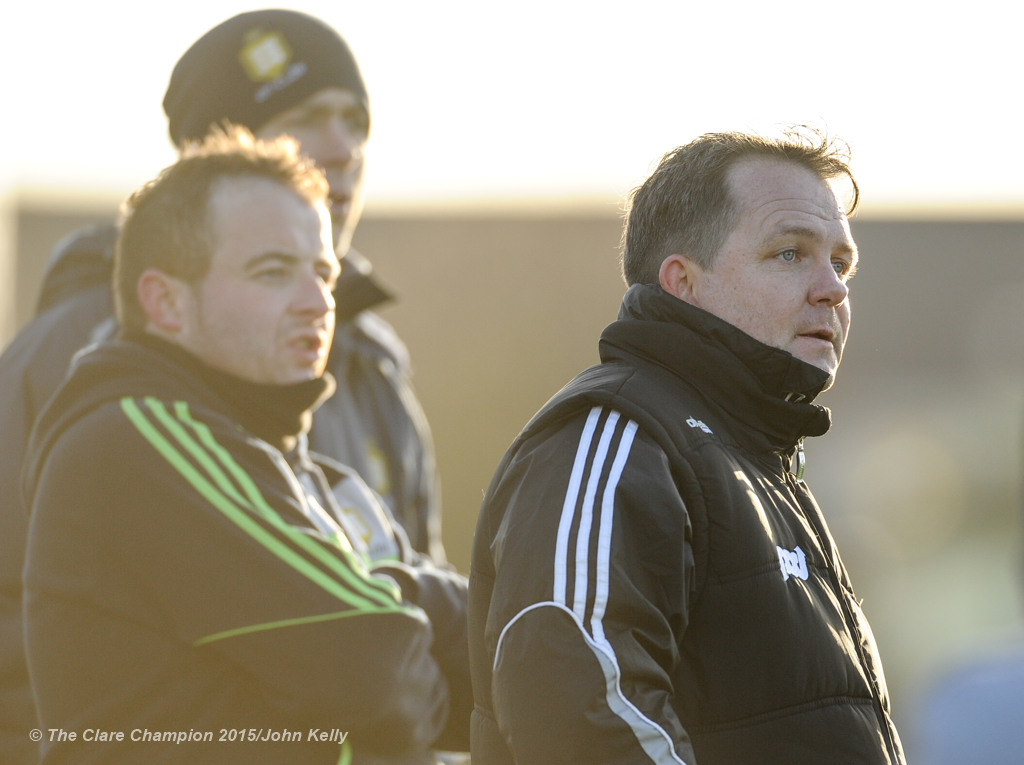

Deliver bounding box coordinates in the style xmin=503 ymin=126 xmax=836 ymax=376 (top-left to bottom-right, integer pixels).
xmin=238 ymin=28 xmax=309 ymax=104
xmin=239 ymin=29 xmax=293 ymax=82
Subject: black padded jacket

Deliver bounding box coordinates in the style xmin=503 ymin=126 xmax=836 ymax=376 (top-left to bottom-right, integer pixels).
xmin=469 ymin=284 xmax=905 ymax=764
xmin=22 ymin=336 xmax=469 ymax=764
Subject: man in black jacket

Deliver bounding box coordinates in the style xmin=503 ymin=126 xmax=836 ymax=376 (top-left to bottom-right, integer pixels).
xmin=469 ymin=128 xmax=906 ymax=763
xmin=23 ymin=126 xmax=469 ymax=764
xmin=0 ymin=12 xmax=444 ymax=760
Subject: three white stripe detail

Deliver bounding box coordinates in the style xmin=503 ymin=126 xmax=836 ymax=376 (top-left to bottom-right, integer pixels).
xmin=546 ymin=406 xmax=688 ymax=764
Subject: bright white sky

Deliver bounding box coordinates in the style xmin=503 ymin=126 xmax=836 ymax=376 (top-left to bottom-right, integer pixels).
xmin=4 ymin=0 xmax=1022 ymax=215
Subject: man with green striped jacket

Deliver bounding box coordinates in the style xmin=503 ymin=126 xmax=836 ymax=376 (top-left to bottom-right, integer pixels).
xmin=21 ymin=126 xmax=470 ymax=764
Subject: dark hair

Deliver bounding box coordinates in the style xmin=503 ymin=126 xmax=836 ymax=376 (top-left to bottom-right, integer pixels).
xmin=621 ymin=126 xmax=858 ymax=285
xmin=113 ymin=123 xmax=328 ymax=333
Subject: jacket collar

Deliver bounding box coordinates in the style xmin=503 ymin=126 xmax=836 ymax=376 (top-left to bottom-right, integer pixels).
xmin=333 ymin=248 xmax=394 ymax=324
xmin=135 ymin=335 xmax=336 ymax=451
xmin=599 ymin=284 xmax=832 ymax=451
xmin=24 ymin=335 xmax=336 ymax=510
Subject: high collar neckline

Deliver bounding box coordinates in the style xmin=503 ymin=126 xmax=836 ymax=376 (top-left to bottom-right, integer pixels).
xmin=600 ymin=284 xmax=832 ymax=450
xmin=130 ymin=333 xmax=336 ymax=452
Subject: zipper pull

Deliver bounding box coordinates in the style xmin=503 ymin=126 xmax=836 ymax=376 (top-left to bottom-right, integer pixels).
xmin=792 ymin=438 xmax=806 ymax=482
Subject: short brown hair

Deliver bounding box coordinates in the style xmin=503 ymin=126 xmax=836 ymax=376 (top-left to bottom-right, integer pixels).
xmin=621 ymin=127 xmax=858 ymax=286
xmin=113 ymin=123 xmax=329 ymax=333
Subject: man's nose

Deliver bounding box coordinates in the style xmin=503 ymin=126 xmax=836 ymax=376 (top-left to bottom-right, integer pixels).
xmin=295 ymin=273 xmax=335 ymax=316
xmin=811 ymin=262 xmax=849 ymax=307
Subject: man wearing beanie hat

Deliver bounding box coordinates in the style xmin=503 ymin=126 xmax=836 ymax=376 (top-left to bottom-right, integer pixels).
xmin=163 ymin=10 xmax=444 ymax=565
xmin=0 ymin=10 xmax=450 ymax=764
xmin=163 ymin=10 xmax=370 ymax=261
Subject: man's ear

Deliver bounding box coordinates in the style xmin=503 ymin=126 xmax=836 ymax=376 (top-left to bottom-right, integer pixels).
xmin=137 ymin=269 xmax=188 ymax=333
xmin=658 ymin=254 xmax=703 ymax=304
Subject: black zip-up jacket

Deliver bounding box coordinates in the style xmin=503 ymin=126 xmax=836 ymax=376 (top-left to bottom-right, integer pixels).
xmin=469 ymin=284 xmax=905 ymax=764
xmin=22 ymin=336 xmax=469 ymax=764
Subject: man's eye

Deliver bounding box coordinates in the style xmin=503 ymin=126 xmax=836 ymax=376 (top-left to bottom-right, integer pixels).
xmin=299 ymin=109 xmax=329 ymax=127
xmin=779 ymin=249 xmax=797 ymax=262
xmin=343 ymin=109 xmax=370 ymax=138
xmin=283 ymin=108 xmax=330 ymax=129
xmin=279 ymin=110 xmax=315 ymax=128
xmin=256 ymin=268 xmax=288 ymax=281
xmin=833 ymin=260 xmax=857 ymax=280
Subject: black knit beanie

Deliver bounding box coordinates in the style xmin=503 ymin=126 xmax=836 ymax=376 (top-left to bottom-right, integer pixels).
xmin=163 ymin=9 xmax=368 ymax=147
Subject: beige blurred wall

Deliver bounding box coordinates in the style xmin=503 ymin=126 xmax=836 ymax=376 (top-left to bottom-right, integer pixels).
xmin=4 ymin=200 xmax=1024 ymax=758
xmin=3 ymin=196 xmax=120 ymax=335
xmin=0 ymin=196 xmax=17 ymax=342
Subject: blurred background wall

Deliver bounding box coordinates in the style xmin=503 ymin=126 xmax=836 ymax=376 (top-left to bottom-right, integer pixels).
xmin=4 ymin=199 xmax=1023 ymax=762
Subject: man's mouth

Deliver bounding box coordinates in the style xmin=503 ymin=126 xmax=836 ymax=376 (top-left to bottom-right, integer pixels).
xmin=802 ymin=329 xmax=834 ymax=342
xmin=291 ymin=332 xmax=327 ymax=355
